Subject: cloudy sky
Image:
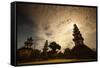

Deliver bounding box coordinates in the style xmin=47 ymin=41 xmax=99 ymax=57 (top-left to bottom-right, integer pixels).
xmin=16 ymin=3 xmax=97 ymax=51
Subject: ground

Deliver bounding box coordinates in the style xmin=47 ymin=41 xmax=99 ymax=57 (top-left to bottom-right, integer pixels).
xmin=17 ymin=59 xmax=96 ymax=65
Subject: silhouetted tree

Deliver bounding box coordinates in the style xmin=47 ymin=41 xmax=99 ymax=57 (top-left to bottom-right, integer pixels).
xmin=47 ymin=42 xmax=61 ymax=58
xmin=49 ymin=41 xmax=61 ymax=51
xmin=24 ymin=37 xmax=33 ymax=48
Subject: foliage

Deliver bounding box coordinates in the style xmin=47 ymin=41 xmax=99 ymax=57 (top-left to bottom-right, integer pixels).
xmin=49 ymin=41 xmax=61 ymax=51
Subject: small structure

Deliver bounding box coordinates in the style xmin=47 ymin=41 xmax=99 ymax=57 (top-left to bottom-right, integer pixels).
xmin=17 ymin=37 xmax=34 ymax=60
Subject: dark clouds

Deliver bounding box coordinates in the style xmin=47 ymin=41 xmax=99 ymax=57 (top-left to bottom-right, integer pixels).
xmin=44 ymin=25 xmax=50 ymax=30
xmin=17 ymin=13 xmax=39 ymax=49
xmin=45 ymin=32 xmax=52 ymax=37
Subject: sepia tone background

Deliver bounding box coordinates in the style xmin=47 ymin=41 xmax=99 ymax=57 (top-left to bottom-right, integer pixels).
xmin=16 ymin=3 xmax=97 ymax=52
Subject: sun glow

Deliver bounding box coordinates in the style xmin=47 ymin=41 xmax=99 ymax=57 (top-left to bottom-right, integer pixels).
xmin=67 ymin=22 xmax=75 ymax=32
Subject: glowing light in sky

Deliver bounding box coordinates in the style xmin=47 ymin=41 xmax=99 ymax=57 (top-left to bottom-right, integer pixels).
xmin=17 ymin=4 xmax=97 ymax=51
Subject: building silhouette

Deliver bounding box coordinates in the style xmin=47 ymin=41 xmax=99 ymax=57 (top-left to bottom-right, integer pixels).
xmin=71 ymin=24 xmax=96 ymax=59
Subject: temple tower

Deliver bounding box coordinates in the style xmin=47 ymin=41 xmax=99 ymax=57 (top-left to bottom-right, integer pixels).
xmin=73 ymin=24 xmax=84 ymax=46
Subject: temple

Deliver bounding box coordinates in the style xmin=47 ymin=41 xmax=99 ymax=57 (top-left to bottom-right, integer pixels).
xmin=71 ymin=24 xmax=96 ymax=59
xmin=73 ymin=24 xmax=84 ymax=46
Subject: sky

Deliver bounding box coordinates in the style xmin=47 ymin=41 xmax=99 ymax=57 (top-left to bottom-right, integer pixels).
xmin=16 ymin=3 xmax=97 ymax=51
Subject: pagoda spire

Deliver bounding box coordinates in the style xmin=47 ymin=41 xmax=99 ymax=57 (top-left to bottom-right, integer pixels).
xmin=43 ymin=40 xmax=48 ymax=52
xmin=42 ymin=40 xmax=48 ymax=59
xmin=73 ymin=24 xmax=84 ymax=46
xmin=72 ymin=24 xmax=96 ymax=59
